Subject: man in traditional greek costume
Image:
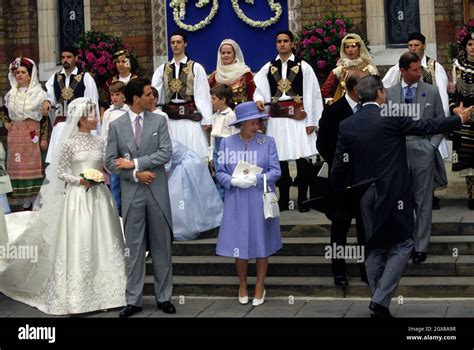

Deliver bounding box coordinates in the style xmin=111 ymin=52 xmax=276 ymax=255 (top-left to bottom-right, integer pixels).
xmin=151 ymin=31 xmax=212 ymax=161
xmin=42 ymin=46 xmax=100 ymax=163
xmin=254 ymin=30 xmax=324 ymax=212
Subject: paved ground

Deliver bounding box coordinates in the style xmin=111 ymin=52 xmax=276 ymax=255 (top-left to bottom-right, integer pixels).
xmin=1 ymin=293 xmax=473 ymax=318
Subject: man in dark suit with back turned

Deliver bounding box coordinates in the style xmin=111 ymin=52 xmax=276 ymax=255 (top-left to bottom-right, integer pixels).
xmin=331 ymin=75 xmax=472 ymax=318
xmin=317 ymin=70 xmax=368 ymax=287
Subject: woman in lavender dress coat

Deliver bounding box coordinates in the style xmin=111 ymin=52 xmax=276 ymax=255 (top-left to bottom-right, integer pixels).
xmin=216 ymin=102 xmax=282 ymax=306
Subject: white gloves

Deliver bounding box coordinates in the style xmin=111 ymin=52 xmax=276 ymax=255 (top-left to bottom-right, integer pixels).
xmin=231 ymin=174 xmax=257 ymax=189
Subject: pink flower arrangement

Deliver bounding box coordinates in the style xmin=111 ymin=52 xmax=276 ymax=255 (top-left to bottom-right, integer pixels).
xmin=297 ymin=14 xmax=370 ymax=82
xmin=75 ymin=31 xmax=139 ymax=87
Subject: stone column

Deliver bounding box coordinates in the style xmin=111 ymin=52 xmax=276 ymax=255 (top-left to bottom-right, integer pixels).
xmin=366 ymin=0 xmax=386 ymax=53
xmin=151 ymin=0 xmax=168 ymax=70
xmin=420 ymin=0 xmax=437 ymax=59
xmin=84 ymin=0 xmax=91 ymax=32
xmin=37 ymin=0 xmax=59 ymax=81
xmin=288 ymin=0 xmax=302 ymax=35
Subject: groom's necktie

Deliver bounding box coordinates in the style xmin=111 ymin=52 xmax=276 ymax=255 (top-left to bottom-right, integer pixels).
xmin=135 ymin=115 xmax=142 ymax=148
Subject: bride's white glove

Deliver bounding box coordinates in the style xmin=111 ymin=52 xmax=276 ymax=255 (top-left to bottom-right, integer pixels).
xmin=231 ymin=175 xmax=257 ymax=189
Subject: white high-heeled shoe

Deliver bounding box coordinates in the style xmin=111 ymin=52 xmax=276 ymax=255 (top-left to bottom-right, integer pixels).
xmin=252 ymin=289 xmax=266 ymax=306
xmin=239 ymin=293 xmax=249 ymax=305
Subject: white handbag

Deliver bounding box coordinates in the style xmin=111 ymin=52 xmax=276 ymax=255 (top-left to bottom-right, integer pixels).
xmin=262 ymin=173 xmax=280 ymax=219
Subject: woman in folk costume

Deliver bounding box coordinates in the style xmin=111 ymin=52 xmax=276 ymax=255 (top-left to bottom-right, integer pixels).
xmin=4 ymin=57 xmax=47 ymax=210
xmin=0 ymin=98 xmax=126 ymax=315
xmin=209 ymin=39 xmax=256 ymax=106
xmin=100 ymin=49 xmax=138 ymax=115
xmin=450 ymin=31 xmax=474 ymax=209
xmin=216 ymin=102 xmax=282 ymax=307
xmin=321 ymin=33 xmax=378 ymax=102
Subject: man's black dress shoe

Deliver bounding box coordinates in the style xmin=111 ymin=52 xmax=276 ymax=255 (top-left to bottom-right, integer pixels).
xmin=469 ymin=199 xmax=474 ymax=210
xmin=119 ymin=305 xmax=143 ymax=318
xmin=298 ymin=205 xmax=310 ymax=213
xmin=157 ymin=301 xmax=176 ymax=314
xmin=413 ymin=252 xmax=427 ymax=264
xmin=334 ymin=275 xmax=349 ymax=287
xmin=369 ymin=301 xmax=393 ymax=318
xmin=278 ymin=202 xmax=289 ymax=212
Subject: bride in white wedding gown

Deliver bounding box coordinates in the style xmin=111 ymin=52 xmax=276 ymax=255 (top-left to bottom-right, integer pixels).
xmin=0 ymin=98 xmax=126 ymax=315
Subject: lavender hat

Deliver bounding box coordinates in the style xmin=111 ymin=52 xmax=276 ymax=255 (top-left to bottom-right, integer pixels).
xmin=229 ymin=101 xmax=269 ymax=126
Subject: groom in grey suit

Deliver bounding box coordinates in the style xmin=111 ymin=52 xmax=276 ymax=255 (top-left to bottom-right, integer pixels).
xmin=105 ymin=78 xmax=175 ymax=317
xmin=387 ymin=52 xmax=447 ymax=264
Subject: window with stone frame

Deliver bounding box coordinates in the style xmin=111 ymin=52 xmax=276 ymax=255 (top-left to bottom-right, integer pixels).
xmin=37 ymin=0 xmax=90 ymax=81
xmin=385 ymin=0 xmax=421 ymax=47
xmin=464 ymin=0 xmax=474 ymax=22
xmin=58 ymin=0 xmax=85 ymax=55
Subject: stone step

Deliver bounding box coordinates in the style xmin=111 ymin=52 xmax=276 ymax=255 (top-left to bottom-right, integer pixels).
xmin=172 ymin=236 xmax=474 ymax=256
xmin=147 ymin=255 xmax=474 ymax=277
xmin=197 ymin=223 xmax=474 ymax=239
xmin=144 ymin=275 xmax=474 ymax=298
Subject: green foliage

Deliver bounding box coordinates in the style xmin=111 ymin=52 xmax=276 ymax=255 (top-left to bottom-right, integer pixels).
xmin=75 ymin=31 xmax=139 ymax=87
xmin=296 ymin=14 xmax=369 ymax=77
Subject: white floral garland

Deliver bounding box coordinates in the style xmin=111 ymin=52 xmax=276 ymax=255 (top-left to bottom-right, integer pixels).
xmin=232 ymin=0 xmax=282 ymax=29
xmin=170 ymin=0 xmax=219 ymax=32
xmin=170 ymin=0 xmax=282 ymax=32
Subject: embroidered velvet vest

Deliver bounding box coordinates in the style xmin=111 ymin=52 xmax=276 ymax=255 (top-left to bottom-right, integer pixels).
xmin=267 ymin=58 xmax=303 ymax=102
xmin=163 ymin=60 xmax=195 ymax=103
xmin=53 ymin=70 xmax=86 ymax=105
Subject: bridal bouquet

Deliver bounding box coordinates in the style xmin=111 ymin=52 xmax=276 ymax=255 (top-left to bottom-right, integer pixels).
xmin=80 ymin=169 xmax=105 ymax=192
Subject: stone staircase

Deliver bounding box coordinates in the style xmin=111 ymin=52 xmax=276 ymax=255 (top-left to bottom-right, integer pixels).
xmin=144 ymin=216 xmax=474 ymax=298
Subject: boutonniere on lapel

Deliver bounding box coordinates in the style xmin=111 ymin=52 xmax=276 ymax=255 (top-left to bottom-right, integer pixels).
xmin=421 ymin=92 xmax=427 ymax=98
xmin=256 ymin=136 xmax=266 ymax=145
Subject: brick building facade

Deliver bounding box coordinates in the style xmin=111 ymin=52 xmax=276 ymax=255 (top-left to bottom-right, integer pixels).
xmin=89 ymin=0 xmax=154 ymax=78
xmin=0 ymin=0 xmax=468 ymax=94
xmin=301 ymin=0 xmax=366 ymax=28
xmin=0 ymin=0 xmax=39 ymax=94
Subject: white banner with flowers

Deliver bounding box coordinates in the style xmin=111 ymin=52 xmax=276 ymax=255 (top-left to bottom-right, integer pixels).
xmin=165 ymin=0 xmax=289 ymax=72
xmin=170 ymin=0 xmax=283 ymax=32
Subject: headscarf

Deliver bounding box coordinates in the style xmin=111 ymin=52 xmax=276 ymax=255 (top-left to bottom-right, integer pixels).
xmin=215 ymin=39 xmax=251 ymax=85
xmin=452 ymin=32 xmax=474 ymax=88
xmin=4 ymin=57 xmax=47 ymax=122
xmin=335 ymin=34 xmax=377 ymax=74
xmin=457 ymin=32 xmax=474 ymax=60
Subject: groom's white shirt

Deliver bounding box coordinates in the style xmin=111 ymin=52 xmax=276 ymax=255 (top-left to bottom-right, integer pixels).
xmin=128 ymin=109 xmax=144 ymax=182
